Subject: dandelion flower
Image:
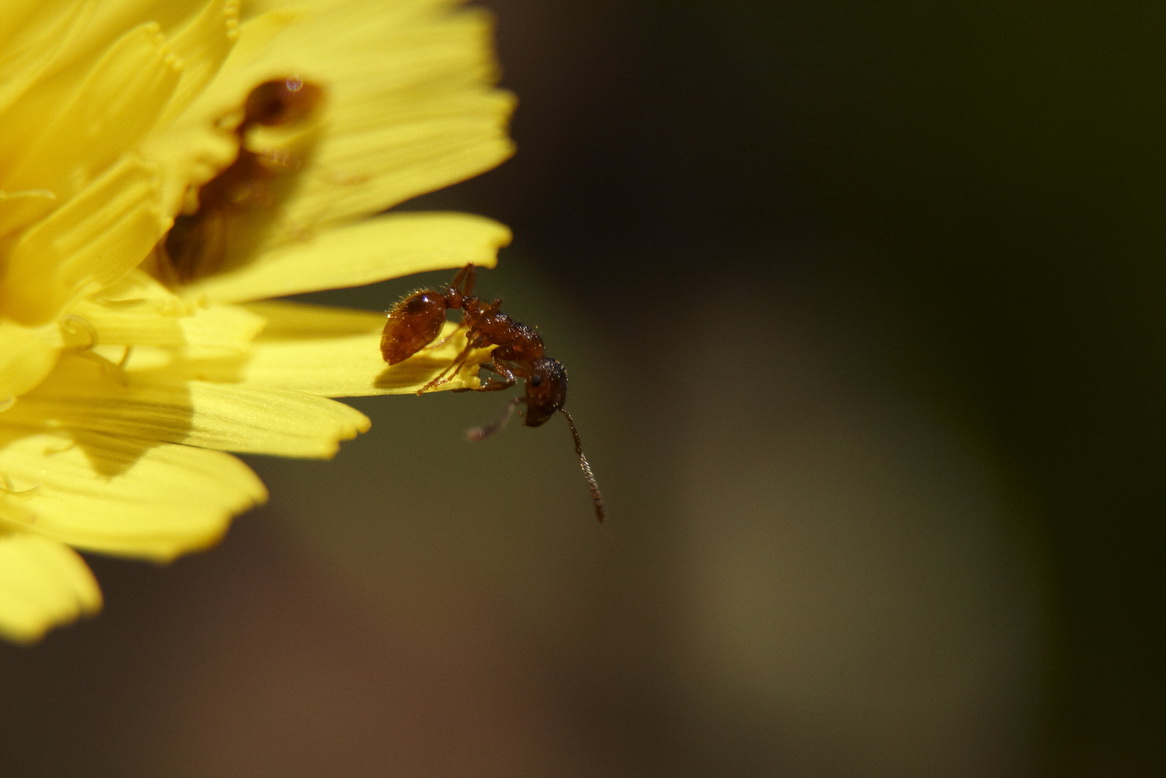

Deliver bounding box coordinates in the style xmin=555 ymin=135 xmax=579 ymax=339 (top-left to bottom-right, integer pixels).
xmin=0 ymin=0 xmax=514 ymax=642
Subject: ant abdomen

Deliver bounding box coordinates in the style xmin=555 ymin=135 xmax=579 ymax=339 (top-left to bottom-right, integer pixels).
xmin=381 ymin=291 xmax=449 ymax=364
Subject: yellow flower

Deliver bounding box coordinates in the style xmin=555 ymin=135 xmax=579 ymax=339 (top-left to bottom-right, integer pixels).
xmin=0 ymin=0 xmax=514 ymax=642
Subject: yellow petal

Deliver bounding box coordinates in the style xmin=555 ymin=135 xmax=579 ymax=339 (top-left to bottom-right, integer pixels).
xmin=138 ymin=1 xmax=243 ymax=211
xmin=199 ymin=0 xmax=514 ymax=231
xmin=6 ymin=355 xmax=371 ymax=459
xmin=0 ymin=534 xmax=101 ymax=644
xmin=1 ymin=157 xmax=165 ymax=325
xmin=155 ymin=0 xmax=240 ymax=128
xmin=302 ymin=91 xmax=514 ymax=227
xmin=0 ymin=3 xmax=93 ymax=115
xmin=240 ymin=300 xmax=486 ymax=396
xmin=0 ymin=429 xmax=265 ymax=561
xmin=69 ymin=295 xmax=265 ymax=350
xmin=3 ymin=21 xmax=181 ymax=195
xmin=0 ymin=188 xmax=57 ymax=241
xmin=0 ymin=320 xmax=58 ymax=400
xmin=188 ymin=211 xmax=508 ymax=302
xmin=58 ymin=269 xmax=264 ymax=351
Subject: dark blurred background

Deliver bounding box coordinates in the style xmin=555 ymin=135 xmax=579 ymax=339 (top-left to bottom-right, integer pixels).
xmin=4 ymin=1 xmax=1165 ymax=775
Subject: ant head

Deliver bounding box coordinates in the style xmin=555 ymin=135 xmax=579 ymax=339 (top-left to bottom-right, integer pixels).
xmin=523 ymin=357 xmax=567 ymax=427
xmin=243 ymin=77 xmax=323 ymax=128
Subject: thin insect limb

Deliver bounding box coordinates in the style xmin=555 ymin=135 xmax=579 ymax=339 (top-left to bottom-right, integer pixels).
xmin=449 ymin=263 xmax=477 ymax=298
xmin=422 ymin=317 xmax=468 ymax=352
xmin=471 ymin=360 xmax=517 ymax=392
xmin=466 ymin=397 xmax=523 ymax=442
xmin=419 ymin=336 xmax=480 ymax=394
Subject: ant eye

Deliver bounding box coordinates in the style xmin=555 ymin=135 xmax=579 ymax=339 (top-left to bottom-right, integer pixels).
xmin=531 ymin=374 xmax=542 ymax=387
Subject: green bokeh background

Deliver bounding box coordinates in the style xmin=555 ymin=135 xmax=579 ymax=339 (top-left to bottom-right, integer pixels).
xmin=4 ymin=2 xmax=1164 ymax=775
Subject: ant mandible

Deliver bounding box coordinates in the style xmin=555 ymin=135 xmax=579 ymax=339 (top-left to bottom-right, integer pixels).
xmin=381 ymin=264 xmax=606 ymax=523
xmin=159 ymin=76 xmax=324 ymax=284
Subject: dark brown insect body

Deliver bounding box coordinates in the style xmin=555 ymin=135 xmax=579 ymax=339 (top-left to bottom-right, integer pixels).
xmin=160 ymin=76 xmax=324 ymax=283
xmin=381 ymin=264 xmax=605 ymax=522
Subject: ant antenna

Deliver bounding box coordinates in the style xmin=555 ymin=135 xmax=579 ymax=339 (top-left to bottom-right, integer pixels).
xmin=561 ymin=409 xmax=606 ymax=524
xmin=466 ymin=402 xmax=606 ymax=523
xmin=466 ymin=397 xmax=521 ymax=442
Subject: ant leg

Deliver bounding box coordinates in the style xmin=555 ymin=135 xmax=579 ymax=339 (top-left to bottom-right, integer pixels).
xmin=423 ymin=317 xmax=467 ymax=352
xmin=461 ymin=359 xmax=516 ymax=393
xmin=449 ymin=264 xmax=477 ymax=297
xmin=466 ymin=397 xmax=522 ymax=441
xmin=419 ymin=337 xmax=479 ymax=394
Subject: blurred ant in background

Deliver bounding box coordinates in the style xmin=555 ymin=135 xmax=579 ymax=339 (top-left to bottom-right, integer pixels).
xmin=158 ymin=76 xmax=324 ymax=284
xmin=381 ymin=264 xmax=606 ymax=523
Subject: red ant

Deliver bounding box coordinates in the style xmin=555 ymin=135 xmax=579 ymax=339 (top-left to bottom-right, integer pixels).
xmin=159 ymin=76 xmax=324 ymax=284
xmin=381 ymin=264 xmax=606 ymax=523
